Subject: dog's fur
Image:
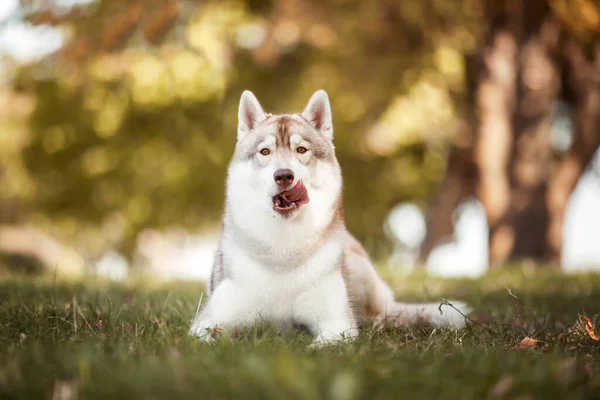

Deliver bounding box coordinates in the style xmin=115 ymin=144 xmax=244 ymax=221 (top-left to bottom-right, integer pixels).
xmin=190 ymin=90 xmax=470 ymax=344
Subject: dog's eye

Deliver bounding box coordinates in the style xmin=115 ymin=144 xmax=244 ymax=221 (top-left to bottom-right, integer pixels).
xmin=297 ymin=147 xmax=307 ymax=154
xmin=259 ymin=148 xmax=270 ymax=156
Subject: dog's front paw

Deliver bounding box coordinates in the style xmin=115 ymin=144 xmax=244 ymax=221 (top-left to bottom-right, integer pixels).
xmin=190 ymin=328 xmax=216 ymax=343
xmin=190 ymin=320 xmax=222 ymax=343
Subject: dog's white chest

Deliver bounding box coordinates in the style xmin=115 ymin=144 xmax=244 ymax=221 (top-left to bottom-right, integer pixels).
xmin=223 ymin=236 xmax=343 ymax=321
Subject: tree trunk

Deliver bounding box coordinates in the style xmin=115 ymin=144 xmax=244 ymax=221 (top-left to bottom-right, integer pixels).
xmin=420 ymin=1 xmax=522 ymax=265
xmin=504 ymin=1 xmax=561 ymax=264
xmin=418 ymin=52 xmax=480 ymax=264
xmin=418 ymin=131 xmax=476 ymax=262
xmin=419 ymin=1 xmax=598 ymax=268
xmin=473 ymin=0 xmax=520 ymax=266
xmin=546 ymin=39 xmax=600 ymax=265
xmin=469 ymin=0 xmax=565 ymax=267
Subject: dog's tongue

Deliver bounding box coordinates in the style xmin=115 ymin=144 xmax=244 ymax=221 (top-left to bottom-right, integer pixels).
xmin=281 ymin=180 xmax=310 ymax=205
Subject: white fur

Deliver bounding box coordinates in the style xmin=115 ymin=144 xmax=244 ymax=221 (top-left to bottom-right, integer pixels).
xmin=190 ymin=90 xmax=470 ymax=344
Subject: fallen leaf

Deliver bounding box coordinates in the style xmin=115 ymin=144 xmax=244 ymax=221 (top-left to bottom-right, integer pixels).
xmin=231 ymin=327 xmax=240 ymax=339
xmin=210 ymin=327 xmax=223 ymax=339
xmin=580 ymin=315 xmax=600 ymax=341
xmin=518 ymin=337 xmax=539 ymax=348
xmin=511 ymin=336 xmax=549 ymax=351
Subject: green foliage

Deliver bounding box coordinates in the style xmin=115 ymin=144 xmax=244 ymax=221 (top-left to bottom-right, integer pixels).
xmin=2 ymin=270 xmax=600 ymax=398
xmin=4 ymin=0 xmax=481 ymax=258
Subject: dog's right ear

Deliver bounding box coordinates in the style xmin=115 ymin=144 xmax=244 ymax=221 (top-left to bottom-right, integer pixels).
xmin=238 ymin=90 xmax=266 ymax=141
xmin=302 ymin=90 xmax=333 ymax=140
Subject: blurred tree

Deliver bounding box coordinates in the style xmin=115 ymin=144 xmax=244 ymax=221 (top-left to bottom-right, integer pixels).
xmin=11 ymin=0 xmax=596 ymax=270
xmin=5 ymin=0 xmax=478 ymax=264
xmin=421 ymin=0 xmax=600 ymax=267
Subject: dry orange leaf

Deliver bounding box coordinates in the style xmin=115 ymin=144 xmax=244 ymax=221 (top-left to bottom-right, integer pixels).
xmin=210 ymin=327 xmax=223 ymax=339
xmin=580 ymin=315 xmax=600 ymax=341
xmin=513 ymin=337 xmax=549 ymax=351
xmin=517 ymin=337 xmax=539 ymax=348
xmin=231 ymin=327 xmax=241 ymax=339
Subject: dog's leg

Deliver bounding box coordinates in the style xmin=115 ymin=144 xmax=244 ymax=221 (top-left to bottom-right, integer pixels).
xmin=293 ymin=273 xmax=357 ymax=345
xmin=189 ymin=280 xmax=255 ymax=341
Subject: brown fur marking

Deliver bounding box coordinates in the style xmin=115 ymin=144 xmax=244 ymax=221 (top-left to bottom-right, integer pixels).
xmin=276 ymin=116 xmax=291 ymax=148
xmin=347 ymin=238 xmax=369 ymax=260
xmin=238 ymin=114 xmax=334 ymax=161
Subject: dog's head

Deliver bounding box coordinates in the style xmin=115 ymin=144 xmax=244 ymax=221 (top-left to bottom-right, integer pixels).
xmin=227 ymin=90 xmax=341 ymax=221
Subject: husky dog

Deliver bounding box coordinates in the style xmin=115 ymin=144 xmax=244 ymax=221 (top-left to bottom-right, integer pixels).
xmin=190 ymin=90 xmax=470 ymax=344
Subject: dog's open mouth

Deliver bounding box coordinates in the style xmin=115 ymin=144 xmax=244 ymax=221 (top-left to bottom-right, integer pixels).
xmin=272 ymin=180 xmax=310 ymax=215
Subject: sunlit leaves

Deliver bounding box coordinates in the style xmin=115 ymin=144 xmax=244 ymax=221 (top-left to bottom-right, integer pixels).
xmin=434 ymin=45 xmax=465 ymax=89
xmin=130 ymin=55 xmax=175 ymax=107
xmin=93 ymin=91 xmax=129 ymax=138
xmin=186 ymin=2 xmax=247 ymax=69
xmin=42 ymin=126 xmax=69 ymax=153
xmin=364 ymin=77 xmax=455 ymax=156
xmin=127 ymin=195 xmax=153 ymax=224
xmin=6 ymin=0 xmax=483 ymax=260
xmin=550 ymin=0 xmax=600 ymax=43
xmin=81 ymin=146 xmax=118 ymax=176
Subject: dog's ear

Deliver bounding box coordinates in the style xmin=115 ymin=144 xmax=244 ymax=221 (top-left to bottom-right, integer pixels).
xmin=302 ymin=90 xmax=333 ymax=140
xmin=238 ymin=90 xmax=266 ymax=141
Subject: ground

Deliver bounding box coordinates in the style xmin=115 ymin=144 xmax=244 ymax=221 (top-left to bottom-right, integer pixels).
xmin=1 ymin=268 xmax=600 ymax=399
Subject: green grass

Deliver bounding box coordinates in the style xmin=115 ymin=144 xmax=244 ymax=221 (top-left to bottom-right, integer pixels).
xmin=2 ymin=269 xmax=600 ymax=399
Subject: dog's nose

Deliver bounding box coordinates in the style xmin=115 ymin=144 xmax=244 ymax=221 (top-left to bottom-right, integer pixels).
xmin=273 ymin=168 xmax=295 ymax=187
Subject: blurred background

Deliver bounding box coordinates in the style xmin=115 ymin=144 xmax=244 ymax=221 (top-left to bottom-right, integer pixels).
xmin=0 ymin=0 xmax=599 ymax=281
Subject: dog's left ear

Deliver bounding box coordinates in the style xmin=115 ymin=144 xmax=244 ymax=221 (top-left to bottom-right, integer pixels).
xmin=302 ymin=90 xmax=333 ymax=140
